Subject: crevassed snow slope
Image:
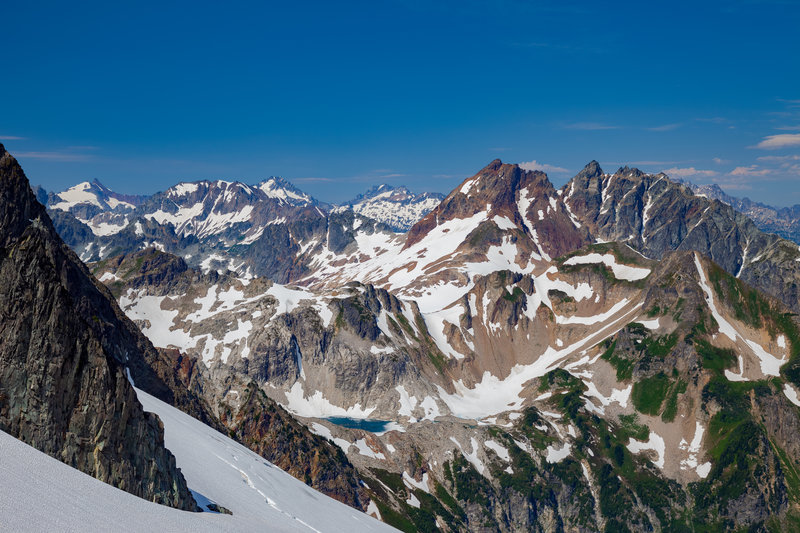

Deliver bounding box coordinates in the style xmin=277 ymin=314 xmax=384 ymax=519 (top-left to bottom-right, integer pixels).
xmin=0 ymin=390 xmax=395 ymax=533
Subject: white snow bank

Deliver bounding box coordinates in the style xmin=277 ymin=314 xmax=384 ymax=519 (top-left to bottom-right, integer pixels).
xmin=484 ymin=440 xmax=511 ymax=462
xmin=449 ymin=437 xmax=486 ymax=475
xmin=563 ymin=253 xmax=650 ymax=281
xmin=437 ymin=298 xmax=643 ymax=419
xmin=353 ymin=439 xmax=386 ymax=460
xmin=695 ymin=254 xmax=786 ymax=378
xmin=310 ymin=422 xmax=353 ymax=452
xmin=784 ymin=384 xmax=800 ymax=407
xmin=284 ymin=382 xmax=376 ymax=418
xmin=545 ymin=443 xmax=572 ymax=464
xmin=402 ymin=472 xmax=430 ymax=494
xmin=638 ymin=318 xmax=660 ymax=330
xmin=626 ymin=431 xmax=665 ymax=469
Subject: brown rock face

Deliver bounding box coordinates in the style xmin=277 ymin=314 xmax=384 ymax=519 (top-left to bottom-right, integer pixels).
xmin=405 ymin=159 xmax=590 ymax=257
xmin=0 ymin=144 xmax=196 ymax=511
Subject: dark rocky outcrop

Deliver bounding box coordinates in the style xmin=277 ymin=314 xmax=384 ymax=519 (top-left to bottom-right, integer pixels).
xmin=0 ymin=144 xmax=196 ymax=510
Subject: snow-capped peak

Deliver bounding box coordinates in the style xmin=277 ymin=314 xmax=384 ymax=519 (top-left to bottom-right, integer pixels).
xmin=257 ymin=176 xmax=316 ymax=206
xmin=335 ymin=184 xmax=444 ymax=232
xmin=49 ymin=179 xmax=141 ymax=214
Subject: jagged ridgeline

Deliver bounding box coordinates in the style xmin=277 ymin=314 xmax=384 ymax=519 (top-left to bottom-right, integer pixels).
xmin=36 ymin=156 xmax=800 ymax=531
xmin=0 ymin=144 xmax=196 ymax=510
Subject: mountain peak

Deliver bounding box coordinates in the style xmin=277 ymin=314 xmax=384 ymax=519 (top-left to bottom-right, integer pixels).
xmin=575 ymin=160 xmax=604 ymax=180
xmin=0 ymin=144 xmax=50 ymax=247
xmin=257 ymin=176 xmax=316 ymax=206
xmin=0 ymin=145 xmax=196 ymax=510
xmin=486 ymin=158 xmax=504 ymax=172
xmin=335 ymin=183 xmax=444 ymax=231
xmin=616 ymin=165 xmax=645 ymax=178
xmin=404 ymin=158 xmax=586 ymax=252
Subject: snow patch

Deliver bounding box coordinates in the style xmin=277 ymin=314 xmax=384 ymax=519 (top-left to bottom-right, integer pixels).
xmin=545 ymin=443 xmax=571 ymax=464
xmin=284 ymin=382 xmax=376 ymax=418
xmin=403 ymin=472 xmax=430 ymax=494
xmin=563 ymin=253 xmax=650 ymax=281
xmin=784 ymin=384 xmax=800 ymax=407
xmin=449 ymin=437 xmax=486 ymax=475
xmin=627 ymin=431 xmax=665 ymax=469
xmin=484 ymin=440 xmax=510 ymax=462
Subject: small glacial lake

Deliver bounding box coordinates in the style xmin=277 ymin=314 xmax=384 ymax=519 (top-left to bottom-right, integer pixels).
xmin=325 ymin=417 xmax=394 ymax=433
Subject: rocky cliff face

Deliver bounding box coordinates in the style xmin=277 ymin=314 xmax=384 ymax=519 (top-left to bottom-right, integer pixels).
xmin=563 ymin=161 xmax=800 ymax=314
xmin=0 ymin=144 xmax=196 ymax=511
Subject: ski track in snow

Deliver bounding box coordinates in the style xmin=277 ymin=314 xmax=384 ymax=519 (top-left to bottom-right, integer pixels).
xmin=0 ymin=393 xmax=394 ymax=533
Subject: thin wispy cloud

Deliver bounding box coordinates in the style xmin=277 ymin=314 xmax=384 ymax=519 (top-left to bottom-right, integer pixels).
xmin=647 ymin=123 xmax=681 ymax=132
xmin=519 ymin=160 xmax=569 ymax=173
xmin=628 ymin=160 xmax=680 ymax=166
xmin=14 ymin=151 xmax=92 ymax=162
xmin=292 ymin=177 xmax=336 ymax=183
xmin=379 ymin=173 xmax=407 ymax=178
xmin=757 ymin=155 xmax=800 ymax=162
xmin=0 ymin=135 xmax=26 ymax=140
xmin=712 ymin=164 xmax=776 ymax=191
xmin=65 ymin=145 xmax=100 ymax=151
xmin=661 ymin=167 xmax=718 ymax=178
xmin=695 ymin=117 xmax=731 ymax=124
xmin=711 ymin=179 xmax=751 ymax=191
xmin=712 ymin=157 xmax=728 ymax=164
xmin=777 ymin=98 xmax=800 ymax=108
xmin=753 ymin=133 xmax=800 ymax=149
xmin=562 ymin=122 xmax=619 ymax=131
xmin=730 ymin=165 xmax=772 ymax=176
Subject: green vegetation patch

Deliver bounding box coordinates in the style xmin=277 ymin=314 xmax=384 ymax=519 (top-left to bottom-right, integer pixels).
xmin=632 ymin=372 xmax=670 ymax=415
xmin=642 ymin=332 xmax=678 ymax=358
xmin=661 ymin=379 xmax=687 ymax=422
xmin=600 ymin=339 xmax=634 ymax=381
xmin=502 ymin=286 xmax=525 ymax=302
xmin=618 ymin=413 xmax=649 ymax=441
xmin=695 ymin=339 xmax=736 ymax=373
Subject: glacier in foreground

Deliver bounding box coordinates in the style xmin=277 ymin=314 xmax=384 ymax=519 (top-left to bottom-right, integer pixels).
xmin=0 ymin=388 xmax=395 ymax=532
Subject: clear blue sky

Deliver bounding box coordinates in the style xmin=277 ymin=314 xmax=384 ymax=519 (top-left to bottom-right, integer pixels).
xmin=2 ymin=0 xmax=799 ymax=205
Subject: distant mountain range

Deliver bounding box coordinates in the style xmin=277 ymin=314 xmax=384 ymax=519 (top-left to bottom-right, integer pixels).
xmin=677 ymin=179 xmax=800 ymax=244
xmin=10 ymin=148 xmax=800 ymax=531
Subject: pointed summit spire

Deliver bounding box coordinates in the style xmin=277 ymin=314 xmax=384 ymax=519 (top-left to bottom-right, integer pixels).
xmin=0 ymin=143 xmax=51 ymax=248
xmin=576 ymin=160 xmax=603 ymax=180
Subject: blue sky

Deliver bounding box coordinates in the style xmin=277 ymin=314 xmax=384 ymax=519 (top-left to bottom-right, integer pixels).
xmin=2 ymin=0 xmax=799 ymax=205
